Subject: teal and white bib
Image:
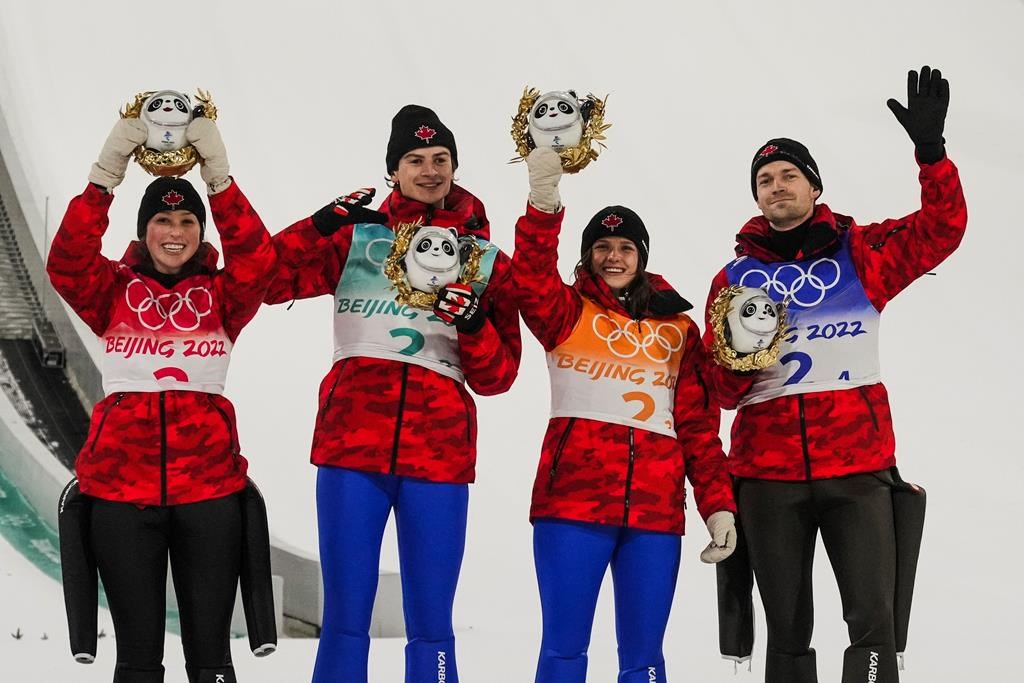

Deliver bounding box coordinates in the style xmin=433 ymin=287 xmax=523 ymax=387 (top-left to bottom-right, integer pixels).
xmin=332 ymin=223 xmax=497 ymax=383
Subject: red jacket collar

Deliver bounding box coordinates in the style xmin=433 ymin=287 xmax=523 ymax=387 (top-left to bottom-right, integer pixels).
xmin=573 ymin=270 xmax=691 ymax=319
xmin=378 ymin=184 xmax=490 ymax=239
xmin=735 ymin=203 xmax=853 ymax=262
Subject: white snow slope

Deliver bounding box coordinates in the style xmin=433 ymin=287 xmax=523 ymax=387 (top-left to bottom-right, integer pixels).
xmin=1 ymin=1 xmax=1022 ymax=681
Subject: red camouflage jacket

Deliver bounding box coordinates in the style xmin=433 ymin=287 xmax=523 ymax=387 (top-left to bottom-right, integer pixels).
xmin=47 ymin=181 xmax=276 ymax=505
xmin=513 ymin=203 xmax=735 ymax=535
xmin=704 ymin=155 xmax=967 ymax=480
xmin=265 ymin=185 xmax=521 ymax=483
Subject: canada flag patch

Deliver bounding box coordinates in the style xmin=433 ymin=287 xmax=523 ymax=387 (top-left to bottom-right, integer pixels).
xmin=414 ymin=125 xmax=437 ymax=143
xmin=601 ymin=214 xmax=624 ymax=230
xmin=162 ymin=190 xmax=185 ymax=208
xmin=758 ymin=144 xmax=779 ymax=158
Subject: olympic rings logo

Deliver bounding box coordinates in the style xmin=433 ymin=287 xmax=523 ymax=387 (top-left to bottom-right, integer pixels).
xmin=738 ymin=258 xmax=841 ymax=308
xmin=365 ymin=238 xmax=393 ymax=271
xmin=125 ymin=278 xmax=214 ymax=332
xmin=592 ymin=315 xmax=684 ymax=362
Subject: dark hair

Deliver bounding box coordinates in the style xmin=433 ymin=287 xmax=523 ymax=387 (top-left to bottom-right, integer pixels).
xmin=577 ymin=247 xmax=653 ymax=320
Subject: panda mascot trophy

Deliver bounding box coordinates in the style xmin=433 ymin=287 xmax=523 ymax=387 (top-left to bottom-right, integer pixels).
xmin=709 ymin=285 xmax=788 ymax=371
xmin=384 ymin=221 xmax=490 ymax=309
xmin=118 ymin=88 xmax=217 ymax=176
xmin=510 ymin=87 xmax=610 ymax=173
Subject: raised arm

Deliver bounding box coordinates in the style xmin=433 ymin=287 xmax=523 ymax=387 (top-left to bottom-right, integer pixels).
xmin=511 ymin=147 xmax=583 ymax=351
xmin=46 ymin=118 xmax=149 ymax=335
xmin=854 ymin=65 xmax=968 ymax=309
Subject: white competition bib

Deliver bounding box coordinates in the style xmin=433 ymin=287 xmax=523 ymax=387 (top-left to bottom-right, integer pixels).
xmin=101 ymin=271 xmax=232 ymax=395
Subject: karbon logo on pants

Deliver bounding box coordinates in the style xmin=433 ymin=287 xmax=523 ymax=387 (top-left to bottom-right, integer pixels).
xmin=438 ymin=651 xmax=447 ymax=682
xmin=867 ymin=651 xmax=879 ymax=682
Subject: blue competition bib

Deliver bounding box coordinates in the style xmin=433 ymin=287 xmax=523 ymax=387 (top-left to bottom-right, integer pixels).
xmin=725 ymin=235 xmax=881 ymax=405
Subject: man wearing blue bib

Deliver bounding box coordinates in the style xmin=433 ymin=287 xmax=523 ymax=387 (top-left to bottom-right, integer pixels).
xmin=703 ymin=66 xmax=967 ymax=683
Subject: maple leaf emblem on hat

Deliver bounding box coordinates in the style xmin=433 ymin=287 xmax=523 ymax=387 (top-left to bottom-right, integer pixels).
xmin=414 ymin=125 xmax=437 ymax=143
xmin=162 ymin=190 xmax=185 ymax=208
xmin=601 ymin=214 xmax=624 ymax=230
xmin=759 ymin=144 xmax=779 ymax=158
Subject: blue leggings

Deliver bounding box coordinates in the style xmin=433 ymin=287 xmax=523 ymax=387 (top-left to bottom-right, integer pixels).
xmin=534 ymin=519 xmax=682 ymax=683
xmin=313 ymin=466 xmax=468 ymax=683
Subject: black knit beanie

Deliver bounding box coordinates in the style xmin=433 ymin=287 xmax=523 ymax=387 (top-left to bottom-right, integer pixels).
xmin=581 ymin=206 xmax=650 ymax=269
xmin=386 ymin=105 xmax=458 ymax=175
xmin=137 ymin=177 xmax=206 ymax=240
xmin=750 ymin=138 xmax=822 ymax=199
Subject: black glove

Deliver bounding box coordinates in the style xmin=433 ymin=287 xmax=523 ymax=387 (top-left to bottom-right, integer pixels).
xmin=433 ymin=283 xmax=486 ymax=334
xmin=311 ymin=188 xmax=388 ymax=236
xmin=886 ymin=65 xmax=949 ymax=164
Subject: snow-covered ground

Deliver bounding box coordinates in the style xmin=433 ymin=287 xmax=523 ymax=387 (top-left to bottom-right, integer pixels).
xmin=1 ymin=1 xmax=1022 ymax=681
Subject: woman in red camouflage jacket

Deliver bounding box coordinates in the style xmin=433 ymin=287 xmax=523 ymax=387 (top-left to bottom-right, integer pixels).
xmin=47 ymin=114 xmax=276 ymax=683
xmin=264 ymin=105 xmax=520 ymax=683
xmin=513 ymin=147 xmax=736 ymax=683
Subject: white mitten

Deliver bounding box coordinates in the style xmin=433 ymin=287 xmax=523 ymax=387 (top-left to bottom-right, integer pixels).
xmin=699 ymin=510 xmax=737 ymax=564
xmin=526 ymin=146 xmax=563 ymax=213
xmin=186 ymin=117 xmax=231 ymax=194
xmin=88 ymin=118 xmax=148 ymax=191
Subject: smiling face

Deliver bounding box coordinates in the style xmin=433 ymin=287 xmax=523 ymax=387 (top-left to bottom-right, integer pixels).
xmin=144 ymin=210 xmax=201 ymax=274
xmin=589 ymin=237 xmax=639 ymax=294
xmin=390 ymin=146 xmax=453 ymax=207
xmin=754 ymin=160 xmax=820 ymax=230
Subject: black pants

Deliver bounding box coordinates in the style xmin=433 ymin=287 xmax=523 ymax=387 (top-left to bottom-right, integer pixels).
xmin=91 ymin=495 xmax=242 ymax=683
xmin=738 ymin=474 xmax=900 ymax=683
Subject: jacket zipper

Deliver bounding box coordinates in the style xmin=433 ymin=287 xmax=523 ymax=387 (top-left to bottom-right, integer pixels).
xmin=868 ymin=224 xmax=908 ymax=250
xmin=88 ymin=392 xmax=125 ymax=456
xmin=159 ymin=392 xmax=168 ymax=506
xmin=622 ymin=428 xmax=637 ymax=527
xmin=798 ymin=395 xmax=811 ymax=480
xmin=207 ymin=394 xmax=238 ymax=457
xmin=546 ymin=418 xmax=577 ymax=492
xmin=857 ymin=386 xmax=880 ymax=431
xmin=390 ymin=365 xmax=410 ymax=474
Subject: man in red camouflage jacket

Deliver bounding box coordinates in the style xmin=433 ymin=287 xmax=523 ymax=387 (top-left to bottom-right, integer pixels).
xmin=704 ymin=67 xmax=966 ymax=683
xmin=265 ymin=105 xmax=520 ymax=683
xmin=48 ymin=113 xmax=276 ymax=682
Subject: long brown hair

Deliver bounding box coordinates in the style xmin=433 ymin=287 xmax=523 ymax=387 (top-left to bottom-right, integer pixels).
xmin=577 ymin=246 xmax=653 ymax=320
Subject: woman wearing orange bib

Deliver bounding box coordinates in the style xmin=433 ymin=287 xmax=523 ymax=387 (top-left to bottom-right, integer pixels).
xmin=512 ymin=148 xmax=737 ymax=682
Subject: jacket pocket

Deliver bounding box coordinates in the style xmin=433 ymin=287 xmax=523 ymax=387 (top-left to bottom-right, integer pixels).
xmin=856 ymin=386 xmax=880 ymax=431
xmin=207 ymin=394 xmax=239 ymax=459
xmin=547 ymin=418 xmax=577 ymax=492
xmin=457 ymin=385 xmax=475 ymax=445
xmin=86 ymin=392 xmax=125 ymax=459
